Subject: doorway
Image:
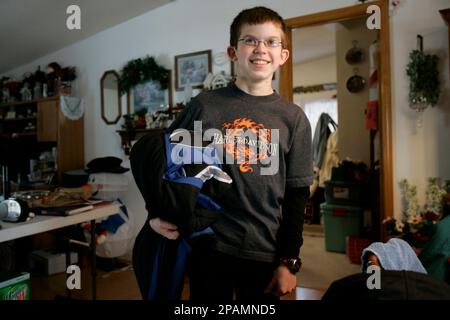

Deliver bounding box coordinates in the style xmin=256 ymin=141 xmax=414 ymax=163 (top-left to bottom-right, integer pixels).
xmin=280 ymin=0 xmax=393 ymax=241
xmin=278 ymin=1 xmax=394 ymax=292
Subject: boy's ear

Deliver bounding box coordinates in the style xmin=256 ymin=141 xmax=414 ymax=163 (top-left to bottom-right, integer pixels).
xmin=227 ymin=47 xmax=237 ymax=61
xmin=279 ymin=48 xmax=290 ymax=66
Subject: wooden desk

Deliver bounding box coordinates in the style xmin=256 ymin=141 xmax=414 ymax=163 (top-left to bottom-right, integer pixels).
xmin=0 ymin=203 xmax=120 ymax=300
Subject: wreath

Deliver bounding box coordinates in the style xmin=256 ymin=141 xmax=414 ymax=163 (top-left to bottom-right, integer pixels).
xmin=118 ymin=56 xmax=170 ymax=95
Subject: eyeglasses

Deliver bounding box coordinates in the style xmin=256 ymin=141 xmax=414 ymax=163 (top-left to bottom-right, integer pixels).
xmin=238 ymin=37 xmax=283 ymax=48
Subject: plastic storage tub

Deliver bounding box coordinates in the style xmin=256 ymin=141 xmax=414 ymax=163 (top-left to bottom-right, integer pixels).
xmin=324 ymin=180 xmax=364 ymax=206
xmin=321 ymin=203 xmax=363 ymax=253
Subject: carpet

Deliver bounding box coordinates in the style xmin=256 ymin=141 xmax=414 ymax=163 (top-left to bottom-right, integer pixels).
xmin=297 ymin=230 xmax=361 ymax=291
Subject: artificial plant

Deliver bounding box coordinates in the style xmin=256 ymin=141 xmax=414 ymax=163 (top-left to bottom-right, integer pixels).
xmin=118 ymin=56 xmax=170 ymax=95
xmin=406 ymin=35 xmax=440 ymax=108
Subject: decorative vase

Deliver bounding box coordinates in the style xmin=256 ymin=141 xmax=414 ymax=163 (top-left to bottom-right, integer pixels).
xmin=410 ymin=100 xmax=430 ymax=128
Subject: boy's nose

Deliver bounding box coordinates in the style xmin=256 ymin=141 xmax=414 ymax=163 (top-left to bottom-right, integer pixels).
xmin=253 ymin=43 xmax=267 ymax=53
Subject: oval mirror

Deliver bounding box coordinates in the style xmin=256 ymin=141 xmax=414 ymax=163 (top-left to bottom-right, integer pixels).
xmin=100 ymin=70 xmax=122 ymax=124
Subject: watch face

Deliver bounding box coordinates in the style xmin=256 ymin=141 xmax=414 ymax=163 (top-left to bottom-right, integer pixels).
xmin=280 ymin=258 xmax=302 ymax=273
xmin=290 ymin=259 xmax=301 ymax=272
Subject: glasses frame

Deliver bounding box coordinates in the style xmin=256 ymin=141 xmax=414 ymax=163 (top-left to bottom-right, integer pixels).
xmin=237 ymin=37 xmax=283 ymax=48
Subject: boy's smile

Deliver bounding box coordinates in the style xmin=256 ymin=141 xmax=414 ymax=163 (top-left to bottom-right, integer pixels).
xmin=228 ymin=22 xmax=289 ymax=95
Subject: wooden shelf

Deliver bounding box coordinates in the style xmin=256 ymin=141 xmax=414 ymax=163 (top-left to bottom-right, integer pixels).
xmin=1 ymin=96 xmax=84 ymax=185
xmin=0 ymin=96 xmax=59 ymax=108
xmin=0 ymin=132 xmax=37 ymax=138
xmin=1 ymin=117 xmax=36 ymax=122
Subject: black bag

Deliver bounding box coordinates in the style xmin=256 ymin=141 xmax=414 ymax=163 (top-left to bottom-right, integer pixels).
xmin=322 ymin=270 xmax=450 ymax=300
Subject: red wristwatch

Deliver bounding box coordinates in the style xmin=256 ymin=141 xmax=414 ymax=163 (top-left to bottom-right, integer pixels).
xmin=279 ymin=257 xmax=302 ymax=274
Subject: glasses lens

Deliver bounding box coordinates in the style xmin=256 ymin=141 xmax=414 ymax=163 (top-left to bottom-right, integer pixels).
xmin=244 ymin=38 xmax=257 ymax=46
xmin=240 ymin=37 xmax=282 ymax=48
xmin=267 ymin=39 xmax=281 ymax=47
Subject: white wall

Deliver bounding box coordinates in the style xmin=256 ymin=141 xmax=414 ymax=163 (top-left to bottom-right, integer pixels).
xmin=391 ymin=0 xmax=450 ymax=217
xmin=336 ymin=19 xmax=376 ymax=166
xmin=293 ymin=55 xmax=337 ymax=108
xmin=2 ymin=0 xmax=450 ymax=239
xmin=293 ymin=55 xmax=337 ymax=86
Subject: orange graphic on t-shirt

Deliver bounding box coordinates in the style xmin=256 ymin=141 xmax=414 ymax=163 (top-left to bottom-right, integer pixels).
xmin=222 ymin=118 xmax=271 ymax=173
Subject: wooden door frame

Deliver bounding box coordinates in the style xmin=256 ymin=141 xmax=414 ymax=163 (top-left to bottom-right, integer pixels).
xmin=279 ymin=0 xmax=393 ymax=238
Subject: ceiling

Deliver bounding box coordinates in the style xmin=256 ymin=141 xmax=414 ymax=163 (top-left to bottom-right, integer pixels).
xmin=0 ymin=0 xmax=173 ymax=75
xmin=291 ymin=23 xmax=338 ymax=65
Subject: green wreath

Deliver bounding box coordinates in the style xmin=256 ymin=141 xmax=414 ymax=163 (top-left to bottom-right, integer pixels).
xmin=118 ymin=56 xmax=170 ymax=95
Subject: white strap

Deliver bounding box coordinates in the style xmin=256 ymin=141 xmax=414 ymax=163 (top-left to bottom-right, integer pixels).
xmin=194 ymin=166 xmax=232 ymax=184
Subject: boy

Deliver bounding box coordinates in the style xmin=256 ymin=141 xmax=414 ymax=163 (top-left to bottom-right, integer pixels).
xmin=149 ymin=6 xmax=313 ymax=300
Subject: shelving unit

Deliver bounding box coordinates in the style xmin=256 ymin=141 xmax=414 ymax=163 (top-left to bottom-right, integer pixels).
xmin=0 ymin=96 xmax=84 ymax=186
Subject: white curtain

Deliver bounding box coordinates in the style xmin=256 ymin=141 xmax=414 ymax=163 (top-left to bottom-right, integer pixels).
xmin=300 ymin=98 xmax=338 ymax=139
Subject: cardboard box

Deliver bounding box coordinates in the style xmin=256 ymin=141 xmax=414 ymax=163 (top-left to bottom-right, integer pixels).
xmin=30 ymin=250 xmax=78 ymax=275
xmin=0 ymin=272 xmax=30 ymax=300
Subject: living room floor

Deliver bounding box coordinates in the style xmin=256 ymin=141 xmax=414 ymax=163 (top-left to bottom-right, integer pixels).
xmin=30 ymin=226 xmax=360 ymax=300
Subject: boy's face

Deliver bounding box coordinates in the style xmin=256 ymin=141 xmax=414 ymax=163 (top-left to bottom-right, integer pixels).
xmin=228 ymin=22 xmax=289 ymax=86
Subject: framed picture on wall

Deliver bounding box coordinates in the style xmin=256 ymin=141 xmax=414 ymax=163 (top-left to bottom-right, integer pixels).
xmin=127 ymin=77 xmax=173 ymax=115
xmin=175 ymin=50 xmax=212 ymax=91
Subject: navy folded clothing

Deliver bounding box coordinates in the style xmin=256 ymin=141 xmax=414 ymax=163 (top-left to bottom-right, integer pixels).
xmin=130 ymin=129 xmax=232 ymax=300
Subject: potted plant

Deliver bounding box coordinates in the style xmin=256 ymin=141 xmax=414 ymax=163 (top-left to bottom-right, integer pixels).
xmin=383 ymin=178 xmax=448 ymax=248
xmin=406 ymin=35 xmax=440 ymax=118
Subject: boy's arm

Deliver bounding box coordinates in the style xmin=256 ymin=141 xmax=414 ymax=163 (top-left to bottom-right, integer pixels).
xmin=265 ymin=187 xmax=309 ymax=297
xmin=277 ymin=186 xmax=310 ymax=259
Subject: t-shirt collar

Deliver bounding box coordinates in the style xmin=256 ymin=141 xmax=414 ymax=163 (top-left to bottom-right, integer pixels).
xmin=230 ymin=83 xmax=280 ymax=104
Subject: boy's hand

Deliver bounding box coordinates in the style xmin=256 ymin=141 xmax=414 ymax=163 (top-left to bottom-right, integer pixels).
xmin=149 ymin=217 xmax=180 ymax=240
xmin=264 ymin=265 xmax=297 ymax=297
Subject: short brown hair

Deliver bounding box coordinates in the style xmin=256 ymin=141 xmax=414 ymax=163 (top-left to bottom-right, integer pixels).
xmin=230 ymin=6 xmax=287 ymax=48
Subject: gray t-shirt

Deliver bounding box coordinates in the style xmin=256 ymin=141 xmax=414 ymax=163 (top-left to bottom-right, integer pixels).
xmin=171 ymin=84 xmax=314 ymax=262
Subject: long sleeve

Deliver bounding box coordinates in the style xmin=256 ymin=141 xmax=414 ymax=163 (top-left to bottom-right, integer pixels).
xmin=276 ymin=186 xmax=310 ymax=258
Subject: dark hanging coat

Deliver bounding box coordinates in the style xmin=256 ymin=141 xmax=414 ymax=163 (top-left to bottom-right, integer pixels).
xmin=312 ymin=113 xmax=337 ymax=169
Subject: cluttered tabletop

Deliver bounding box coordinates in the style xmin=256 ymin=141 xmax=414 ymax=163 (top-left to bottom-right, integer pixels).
xmin=0 ymin=186 xmax=120 ymax=243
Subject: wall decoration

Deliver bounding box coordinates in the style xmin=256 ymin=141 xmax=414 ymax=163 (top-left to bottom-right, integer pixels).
xmin=293 ymin=83 xmax=337 ymax=94
xmin=346 ymin=68 xmax=366 ymax=93
xmin=345 ymin=40 xmax=364 ymax=65
xmin=175 ymin=50 xmax=212 ymax=91
xmin=128 ymin=77 xmax=173 ymax=115
xmin=118 ymin=56 xmax=170 ymax=96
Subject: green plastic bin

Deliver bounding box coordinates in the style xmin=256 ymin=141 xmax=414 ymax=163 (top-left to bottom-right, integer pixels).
xmin=320 ymin=203 xmax=363 ymax=253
